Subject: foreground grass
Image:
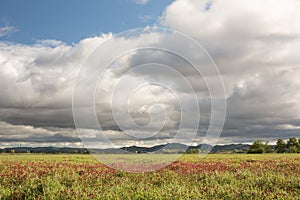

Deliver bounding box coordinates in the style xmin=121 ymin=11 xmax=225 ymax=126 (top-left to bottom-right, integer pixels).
xmin=0 ymin=154 xmax=299 ymax=199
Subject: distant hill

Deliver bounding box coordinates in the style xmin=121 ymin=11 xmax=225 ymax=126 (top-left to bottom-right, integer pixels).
xmin=0 ymin=147 xmax=89 ymax=154
xmin=211 ymin=144 xmax=252 ymax=153
xmin=0 ymin=143 xmax=258 ymax=154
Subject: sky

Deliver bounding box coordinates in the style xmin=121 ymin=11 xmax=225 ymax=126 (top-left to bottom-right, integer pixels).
xmin=0 ymin=0 xmax=300 ymax=148
xmin=0 ymin=0 xmax=173 ymax=44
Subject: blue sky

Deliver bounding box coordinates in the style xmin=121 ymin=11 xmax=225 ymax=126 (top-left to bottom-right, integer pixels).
xmin=0 ymin=0 xmax=173 ymax=44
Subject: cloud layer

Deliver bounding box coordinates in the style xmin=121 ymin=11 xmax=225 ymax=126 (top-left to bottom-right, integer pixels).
xmin=161 ymin=0 xmax=300 ymax=141
xmin=0 ymin=0 xmax=300 ymax=147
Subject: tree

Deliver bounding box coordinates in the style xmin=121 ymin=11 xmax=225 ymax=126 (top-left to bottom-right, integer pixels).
xmin=186 ymin=148 xmax=200 ymax=154
xmin=287 ymin=138 xmax=298 ymax=153
xmin=71 ymin=150 xmax=78 ymax=154
xmin=264 ymin=141 xmax=272 ymax=153
xmin=247 ymin=140 xmax=264 ymax=154
xmin=275 ymin=139 xmax=286 ymax=153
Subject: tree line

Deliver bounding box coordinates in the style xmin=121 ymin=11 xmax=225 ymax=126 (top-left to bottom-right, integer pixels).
xmin=248 ymin=138 xmax=300 ymax=154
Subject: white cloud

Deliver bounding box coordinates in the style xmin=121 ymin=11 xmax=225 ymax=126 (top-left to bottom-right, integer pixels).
xmin=160 ymin=0 xmax=300 ymax=128
xmin=132 ymin=0 xmax=149 ymax=5
xmin=138 ymin=15 xmax=154 ymax=23
xmin=36 ymin=39 xmax=65 ymax=47
xmin=0 ymin=25 xmax=17 ymax=37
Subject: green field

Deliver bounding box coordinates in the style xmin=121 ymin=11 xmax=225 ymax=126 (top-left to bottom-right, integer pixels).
xmin=0 ymin=154 xmax=299 ymax=199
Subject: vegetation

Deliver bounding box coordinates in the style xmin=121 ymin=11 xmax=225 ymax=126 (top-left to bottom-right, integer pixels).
xmin=248 ymin=138 xmax=300 ymax=154
xmin=274 ymin=138 xmax=300 ymax=153
xmin=275 ymin=139 xmax=287 ymax=153
xmin=247 ymin=140 xmax=265 ymax=154
xmin=0 ymin=154 xmax=299 ymax=199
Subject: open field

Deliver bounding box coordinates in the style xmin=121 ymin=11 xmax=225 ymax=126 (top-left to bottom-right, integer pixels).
xmin=0 ymin=154 xmax=299 ymax=199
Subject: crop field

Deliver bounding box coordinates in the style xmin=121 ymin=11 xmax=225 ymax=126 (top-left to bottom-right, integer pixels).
xmin=0 ymin=154 xmax=299 ymax=199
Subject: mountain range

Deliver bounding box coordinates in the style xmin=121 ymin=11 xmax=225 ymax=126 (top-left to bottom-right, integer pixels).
xmin=0 ymin=143 xmax=257 ymax=154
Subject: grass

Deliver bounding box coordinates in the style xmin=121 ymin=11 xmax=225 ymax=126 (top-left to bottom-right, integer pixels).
xmin=0 ymin=154 xmax=299 ymax=199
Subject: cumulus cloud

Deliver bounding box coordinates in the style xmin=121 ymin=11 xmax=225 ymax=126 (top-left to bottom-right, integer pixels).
xmin=0 ymin=34 xmax=112 ymax=129
xmin=0 ymin=0 xmax=300 ymax=147
xmin=160 ymin=0 xmax=300 ymax=140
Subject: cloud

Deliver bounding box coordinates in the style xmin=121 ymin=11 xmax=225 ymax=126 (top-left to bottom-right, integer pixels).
xmin=160 ymin=0 xmax=300 ymax=137
xmin=131 ymin=0 xmax=149 ymax=5
xmin=0 ymin=121 xmax=80 ymax=145
xmin=0 ymin=0 xmax=300 ymax=147
xmin=0 ymin=34 xmax=113 ymax=130
xmin=138 ymin=15 xmax=154 ymax=23
xmin=36 ymin=39 xmax=65 ymax=47
xmin=0 ymin=25 xmax=17 ymax=37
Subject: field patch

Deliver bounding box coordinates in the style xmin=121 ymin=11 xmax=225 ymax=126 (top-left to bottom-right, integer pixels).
xmin=0 ymin=154 xmax=299 ymax=199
